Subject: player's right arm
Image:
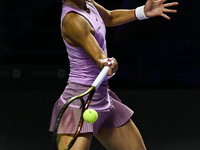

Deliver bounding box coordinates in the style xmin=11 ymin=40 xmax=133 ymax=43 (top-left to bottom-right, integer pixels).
xmin=61 ymin=12 xmax=118 ymax=75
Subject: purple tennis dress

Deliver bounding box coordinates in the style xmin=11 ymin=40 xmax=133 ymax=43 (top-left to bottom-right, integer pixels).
xmin=49 ymin=1 xmax=133 ymax=135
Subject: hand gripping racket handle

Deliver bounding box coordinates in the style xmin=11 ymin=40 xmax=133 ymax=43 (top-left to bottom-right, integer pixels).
xmin=92 ymin=66 xmax=109 ymax=90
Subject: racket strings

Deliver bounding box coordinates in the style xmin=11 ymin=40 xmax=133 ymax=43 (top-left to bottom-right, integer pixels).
xmin=58 ymin=105 xmax=83 ymax=134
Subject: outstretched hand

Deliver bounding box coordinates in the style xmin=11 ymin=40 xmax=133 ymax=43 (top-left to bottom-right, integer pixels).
xmin=144 ymin=0 xmax=179 ymax=20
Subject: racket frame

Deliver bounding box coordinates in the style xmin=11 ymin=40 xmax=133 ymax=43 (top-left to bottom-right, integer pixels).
xmin=53 ymin=66 xmax=109 ymax=150
xmin=64 ymin=86 xmax=95 ymax=150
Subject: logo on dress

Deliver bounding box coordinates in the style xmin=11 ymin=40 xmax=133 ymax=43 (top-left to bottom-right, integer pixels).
xmin=96 ymin=26 xmax=101 ymax=32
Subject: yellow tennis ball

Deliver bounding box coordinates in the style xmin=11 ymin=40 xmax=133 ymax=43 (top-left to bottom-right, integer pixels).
xmin=83 ymin=109 xmax=98 ymax=123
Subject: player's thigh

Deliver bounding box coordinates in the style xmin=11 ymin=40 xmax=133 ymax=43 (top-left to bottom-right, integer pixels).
xmin=95 ymin=119 xmax=146 ymax=150
xmin=57 ymin=133 xmax=93 ymax=150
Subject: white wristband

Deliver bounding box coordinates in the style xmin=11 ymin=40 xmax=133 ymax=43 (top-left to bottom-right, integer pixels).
xmin=135 ymin=5 xmax=149 ymax=20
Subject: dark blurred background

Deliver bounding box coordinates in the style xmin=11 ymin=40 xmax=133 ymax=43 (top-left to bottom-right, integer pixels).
xmin=0 ymin=0 xmax=200 ymax=149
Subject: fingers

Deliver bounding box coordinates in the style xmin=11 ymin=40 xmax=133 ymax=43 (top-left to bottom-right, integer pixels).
xmin=107 ymin=57 xmax=118 ymax=76
xmin=164 ymin=2 xmax=179 ymax=7
xmin=107 ymin=58 xmax=115 ymax=66
xmin=162 ymin=1 xmax=178 ymax=19
xmin=163 ymin=8 xmax=177 ymax=13
xmin=161 ymin=0 xmax=167 ymax=3
xmin=161 ymin=9 xmax=177 ymax=20
xmin=100 ymin=57 xmax=117 ymax=67
xmin=101 ymin=58 xmax=115 ymax=66
xmin=161 ymin=13 xmax=170 ymax=20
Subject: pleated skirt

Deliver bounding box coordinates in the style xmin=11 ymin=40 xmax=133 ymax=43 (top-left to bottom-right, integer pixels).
xmin=49 ymin=82 xmax=134 ymax=136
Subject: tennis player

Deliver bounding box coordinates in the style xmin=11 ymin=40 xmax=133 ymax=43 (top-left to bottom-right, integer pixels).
xmin=49 ymin=0 xmax=178 ymax=149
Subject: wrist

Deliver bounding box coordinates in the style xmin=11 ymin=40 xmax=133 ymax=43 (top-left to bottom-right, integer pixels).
xmin=135 ymin=5 xmax=149 ymax=20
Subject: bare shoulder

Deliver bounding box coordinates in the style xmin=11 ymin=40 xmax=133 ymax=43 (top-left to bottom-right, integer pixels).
xmin=62 ymin=12 xmax=92 ymax=46
xmin=62 ymin=12 xmax=89 ymax=31
xmin=62 ymin=12 xmax=91 ymax=39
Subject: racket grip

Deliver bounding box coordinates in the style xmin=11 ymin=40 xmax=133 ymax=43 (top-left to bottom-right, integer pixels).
xmin=92 ymin=66 xmax=109 ymax=89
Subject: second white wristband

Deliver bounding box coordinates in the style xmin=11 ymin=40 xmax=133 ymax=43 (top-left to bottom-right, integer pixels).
xmin=135 ymin=5 xmax=149 ymax=20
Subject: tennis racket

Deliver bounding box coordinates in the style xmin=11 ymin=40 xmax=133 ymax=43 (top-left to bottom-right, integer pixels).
xmin=53 ymin=66 xmax=109 ymax=150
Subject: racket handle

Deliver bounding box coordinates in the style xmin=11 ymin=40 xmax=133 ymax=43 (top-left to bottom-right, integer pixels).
xmin=92 ymin=66 xmax=109 ymax=89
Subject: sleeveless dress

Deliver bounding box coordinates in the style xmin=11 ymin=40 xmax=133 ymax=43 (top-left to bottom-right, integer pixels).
xmin=49 ymin=2 xmax=133 ymax=135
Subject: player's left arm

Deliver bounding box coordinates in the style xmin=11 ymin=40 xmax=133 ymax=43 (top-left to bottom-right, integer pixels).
xmin=92 ymin=0 xmax=178 ymax=27
xmin=93 ymin=1 xmax=137 ymax=27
